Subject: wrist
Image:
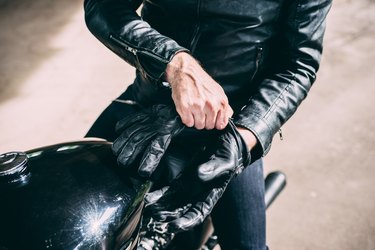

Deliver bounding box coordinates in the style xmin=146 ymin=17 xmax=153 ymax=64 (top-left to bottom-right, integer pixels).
xmin=165 ymin=52 xmax=196 ymax=86
xmin=165 ymin=52 xmax=187 ymax=80
xmin=236 ymin=127 xmax=258 ymax=151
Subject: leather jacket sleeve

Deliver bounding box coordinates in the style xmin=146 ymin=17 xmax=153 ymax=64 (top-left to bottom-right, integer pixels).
xmin=233 ymin=0 xmax=332 ymax=159
xmin=83 ymin=0 xmax=189 ymax=81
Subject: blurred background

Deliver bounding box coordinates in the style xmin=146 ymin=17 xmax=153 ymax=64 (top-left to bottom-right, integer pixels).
xmin=0 ymin=0 xmax=374 ymax=249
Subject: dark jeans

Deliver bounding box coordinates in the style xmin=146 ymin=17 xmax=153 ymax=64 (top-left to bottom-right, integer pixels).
xmin=85 ymin=95 xmax=267 ymax=250
xmin=212 ymin=159 xmax=267 ymax=250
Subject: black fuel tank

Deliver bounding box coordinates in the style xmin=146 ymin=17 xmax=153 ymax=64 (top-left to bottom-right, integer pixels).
xmin=0 ymin=140 xmax=150 ymax=250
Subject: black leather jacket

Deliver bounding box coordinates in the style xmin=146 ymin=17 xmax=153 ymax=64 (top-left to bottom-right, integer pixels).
xmin=84 ymin=0 xmax=332 ymax=158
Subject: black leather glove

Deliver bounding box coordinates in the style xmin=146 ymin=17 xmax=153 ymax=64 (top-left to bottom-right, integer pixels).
xmin=196 ymin=119 xmax=251 ymax=183
xmin=144 ymin=120 xmax=251 ymax=232
xmin=112 ymin=104 xmax=184 ymax=178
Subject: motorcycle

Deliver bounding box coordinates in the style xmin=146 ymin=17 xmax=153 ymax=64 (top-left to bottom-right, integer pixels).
xmin=0 ymin=139 xmax=286 ymax=250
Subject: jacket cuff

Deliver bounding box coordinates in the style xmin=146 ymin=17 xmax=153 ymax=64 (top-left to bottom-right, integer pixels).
xmin=137 ymin=46 xmax=190 ymax=81
xmin=108 ymin=23 xmax=190 ymax=81
xmin=233 ymin=113 xmax=273 ymax=160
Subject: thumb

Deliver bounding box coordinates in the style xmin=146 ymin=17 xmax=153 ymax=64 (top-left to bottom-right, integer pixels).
xmin=197 ymin=156 xmax=233 ymax=182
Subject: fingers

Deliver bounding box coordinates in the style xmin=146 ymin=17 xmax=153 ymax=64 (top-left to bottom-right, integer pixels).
xmin=145 ymin=187 xmax=187 ymax=215
xmin=113 ymin=128 xmax=156 ymax=167
xmin=138 ymin=134 xmax=173 ymax=177
xmin=204 ymin=105 xmax=217 ymax=130
xmin=146 ymin=177 xmax=229 ymax=233
xmin=166 ymin=187 xmax=226 ymax=233
xmin=215 ymin=104 xmax=233 ymax=130
xmin=112 ymin=124 xmax=149 ymax=155
xmin=197 ymin=132 xmax=238 ymax=182
xmin=117 ymin=133 xmax=153 ymax=167
xmin=146 ymin=180 xmax=230 ymax=233
xmin=115 ymin=112 xmax=149 ymax=133
xmin=168 ymin=55 xmax=233 ymax=131
xmin=167 ymin=207 xmax=206 ymax=233
xmin=152 ymin=205 xmax=191 ymax=222
xmin=176 ymin=100 xmax=233 ymax=131
xmin=144 ymin=186 xmax=170 ymax=205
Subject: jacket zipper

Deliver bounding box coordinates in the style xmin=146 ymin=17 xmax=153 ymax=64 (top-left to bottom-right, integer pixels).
xmin=278 ymin=129 xmax=284 ymax=140
xmin=109 ymin=34 xmax=169 ymax=63
xmin=254 ymin=46 xmax=283 ymax=141
xmin=110 ymin=34 xmax=137 ymax=55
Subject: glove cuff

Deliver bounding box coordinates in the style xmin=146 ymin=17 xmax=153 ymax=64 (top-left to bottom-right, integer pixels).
xmin=228 ymin=120 xmax=251 ymax=167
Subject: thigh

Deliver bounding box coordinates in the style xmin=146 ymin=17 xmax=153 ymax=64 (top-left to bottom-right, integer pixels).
xmin=211 ymin=159 xmax=267 ymax=250
xmin=85 ymin=89 xmax=139 ymax=142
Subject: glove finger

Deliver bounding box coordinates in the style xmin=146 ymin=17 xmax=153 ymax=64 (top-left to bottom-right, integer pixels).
xmin=138 ymin=133 xmax=173 ymax=178
xmin=112 ymin=123 xmax=152 ymax=155
xmin=117 ymin=131 xmax=156 ymax=167
xmin=144 ymin=186 xmax=170 ymax=206
xmin=167 ymin=185 xmax=227 ymax=233
xmin=145 ymin=182 xmax=193 ymax=216
xmin=152 ymin=204 xmax=191 ymax=222
xmin=166 ymin=202 xmax=207 ymax=233
xmin=197 ymin=157 xmax=233 ymax=182
xmin=115 ymin=112 xmax=149 ymax=133
xmin=197 ymin=134 xmax=238 ymax=182
xmin=146 ymin=190 xmax=184 ymax=213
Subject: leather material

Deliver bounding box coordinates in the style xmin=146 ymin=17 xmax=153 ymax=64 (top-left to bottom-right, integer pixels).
xmin=112 ymin=104 xmax=184 ymax=177
xmin=84 ymin=0 xmax=189 ymax=81
xmin=144 ymin=120 xmax=251 ymax=232
xmin=145 ymin=176 xmax=230 ymax=233
xmin=84 ymin=0 xmax=332 ymax=159
xmin=197 ymin=120 xmax=251 ymax=182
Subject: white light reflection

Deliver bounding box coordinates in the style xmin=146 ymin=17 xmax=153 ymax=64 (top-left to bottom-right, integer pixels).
xmin=27 ymin=151 xmax=42 ymax=158
xmin=73 ymin=205 xmax=120 ymax=250
xmin=56 ymin=145 xmax=81 ymax=152
xmin=87 ymin=206 xmax=118 ymax=236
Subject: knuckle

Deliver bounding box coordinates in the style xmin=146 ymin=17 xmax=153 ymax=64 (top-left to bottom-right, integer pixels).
xmin=183 ymin=118 xmax=194 ymax=127
xmin=175 ymin=104 xmax=184 ymax=114
xmin=215 ymin=122 xmax=224 ymax=130
xmin=205 ymin=123 xmax=215 ymax=130
xmin=220 ymin=97 xmax=229 ymax=107
xmin=178 ymin=103 xmax=190 ymax=113
xmin=205 ymin=101 xmax=218 ymax=114
xmin=192 ymin=100 xmax=205 ymax=111
xmin=228 ymin=108 xmax=234 ymax=117
xmin=195 ymin=121 xmax=205 ymax=130
xmin=180 ymin=114 xmax=194 ymax=127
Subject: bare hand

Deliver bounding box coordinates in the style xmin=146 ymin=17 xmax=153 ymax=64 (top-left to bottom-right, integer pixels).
xmin=165 ymin=52 xmax=233 ymax=130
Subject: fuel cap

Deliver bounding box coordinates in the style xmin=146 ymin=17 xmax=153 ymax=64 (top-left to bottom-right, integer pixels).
xmin=0 ymin=152 xmax=30 ymax=186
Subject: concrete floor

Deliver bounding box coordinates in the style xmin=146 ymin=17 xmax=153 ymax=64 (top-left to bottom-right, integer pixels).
xmin=0 ymin=0 xmax=374 ymax=249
